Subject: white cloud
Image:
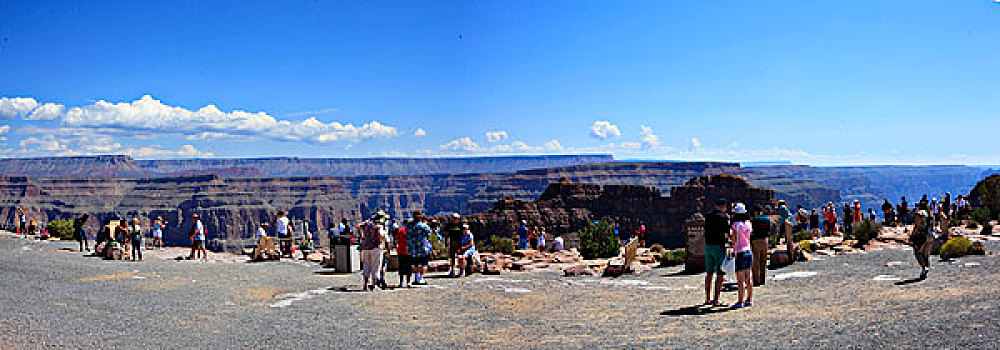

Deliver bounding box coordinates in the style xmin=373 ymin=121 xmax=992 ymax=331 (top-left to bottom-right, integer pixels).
xmin=0 ymin=125 xmax=10 ymax=134
xmin=544 ymin=140 xmax=563 ymax=151
xmin=185 ymin=131 xmax=257 ymax=142
xmin=440 ymin=137 xmax=480 ymax=152
xmin=589 ymin=120 xmax=621 ymax=140
xmin=1 ymin=95 xmax=400 ymax=144
xmin=639 ymin=125 xmax=660 ymax=148
xmin=413 ymin=128 xmax=427 ymax=137
xmin=0 ymin=97 xmax=39 ymax=119
xmin=485 ymin=130 xmax=508 ymax=143
xmin=690 ymin=137 xmax=702 ymax=149
xmin=26 ymin=103 xmax=64 ymax=120
xmin=282 ymin=107 xmax=341 ymax=118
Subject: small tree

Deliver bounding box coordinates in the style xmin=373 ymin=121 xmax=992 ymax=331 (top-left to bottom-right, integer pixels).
xmin=46 ymin=220 xmax=74 ymax=240
xmin=970 ymin=207 xmax=991 ymax=226
xmin=579 ymin=218 xmax=621 ymax=259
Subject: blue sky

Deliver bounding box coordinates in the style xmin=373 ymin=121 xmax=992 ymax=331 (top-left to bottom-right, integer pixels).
xmin=1 ymin=0 xmax=998 ymax=164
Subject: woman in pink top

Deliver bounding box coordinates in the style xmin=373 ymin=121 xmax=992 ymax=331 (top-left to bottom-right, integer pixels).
xmin=730 ymin=203 xmax=754 ymax=308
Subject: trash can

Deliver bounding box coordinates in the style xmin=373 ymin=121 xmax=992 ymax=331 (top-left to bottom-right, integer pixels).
xmin=332 ymin=234 xmax=360 ymax=273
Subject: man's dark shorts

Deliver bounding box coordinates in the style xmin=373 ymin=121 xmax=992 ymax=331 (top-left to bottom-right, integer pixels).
xmin=398 ymin=254 xmax=413 ymax=276
xmin=411 ymin=255 xmax=429 ymax=267
xmin=193 ymin=240 xmax=205 ymax=249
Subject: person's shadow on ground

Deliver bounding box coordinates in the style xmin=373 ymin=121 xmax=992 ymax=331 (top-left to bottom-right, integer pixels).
xmin=894 ymin=277 xmax=925 ymax=286
xmin=660 ymin=305 xmax=738 ymax=317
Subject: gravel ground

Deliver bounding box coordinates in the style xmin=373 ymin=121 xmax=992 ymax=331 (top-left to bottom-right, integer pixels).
xmin=1 ymin=232 xmax=998 ymax=349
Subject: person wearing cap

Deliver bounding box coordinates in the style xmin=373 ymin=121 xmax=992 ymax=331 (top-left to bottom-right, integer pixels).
xmin=536 ymin=226 xmax=547 ymax=252
xmin=750 ymin=206 xmax=771 ymax=286
xmin=730 ymin=203 xmax=754 ymax=308
xmin=189 ymin=213 xmax=207 ymax=261
xmin=360 ymin=221 xmax=384 ymax=291
xmin=517 ymin=220 xmax=529 ymax=250
xmin=407 ymin=211 xmax=433 ymax=285
xmin=455 ymin=224 xmax=477 ymax=277
xmin=777 ymin=200 xmax=795 ymax=261
xmin=703 ymin=198 xmax=730 ymax=307
xmin=911 ymin=210 xmax=934 ymax=279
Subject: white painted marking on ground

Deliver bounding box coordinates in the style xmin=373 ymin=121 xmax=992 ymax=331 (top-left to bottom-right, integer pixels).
xmin=132 ymin=276 xmax=146 ymax=280
xmin=873 ymin=275 xmax=901 ymax=281
xmin=886 ymin=261 xmax=906 ymax=267
xmin=965 ymin=262 xmax=981 ymax=266
xmin=504 ymin=287 xmax=531 ymax=293
xmin=772 ymin=271 xmax=818 ymax=281
xmin=600 ymin=279 xmax=651 ymax=286
xmin=474 ymin=277 xmax=530 ymax=283
xmin=270 ymin=288 xmax=331 ymax=308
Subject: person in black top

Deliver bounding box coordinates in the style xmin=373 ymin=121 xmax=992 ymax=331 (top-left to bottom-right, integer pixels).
xmin=899 ymin=196 xmax=909 ymax=225
xmin=73 ymin=214 xmax=89 ymax=252
xmin=703 ymin=198 xmax=730 ymax=307
xmin=445 ymin=213 xmax=464 ymax=277
xmin=750 ymin=206 xmax=771 ymax=286
xmin=882 ymin=200 xmax=894 ymax=226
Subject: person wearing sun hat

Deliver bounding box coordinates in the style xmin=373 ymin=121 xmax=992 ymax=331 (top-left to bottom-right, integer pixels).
xmin=730 ymin=203 xmax=754 ymax=308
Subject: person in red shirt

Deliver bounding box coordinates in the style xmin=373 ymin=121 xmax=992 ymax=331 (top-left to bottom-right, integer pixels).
xmin=393 ymin=220 xmax=411 ymax=288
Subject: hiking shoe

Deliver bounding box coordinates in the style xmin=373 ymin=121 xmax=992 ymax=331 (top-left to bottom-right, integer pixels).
xmin=731 ymin=302 xmax=745 ymax=309
xmin=412 ymin=280 xmax=428 ymax=286
xmin=449 ymin=270 xmax=455 ymax=277
xmin=919 ymin=269 xmax=928 ymax=279
xmin=744 ymin=302 xmax=754 ymax=307
xmin=710 ymin=300 xmax=725 ymax=307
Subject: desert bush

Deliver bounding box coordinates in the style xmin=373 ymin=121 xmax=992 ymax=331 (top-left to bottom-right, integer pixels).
xmin=46 ymin=220 xmax=74 ymax=240
xmin=797 ymin=240 xmax=814 ymax=253
xmin=971 ymin=207 xmax=991 ymax=226
xmin=429 ymin=231 xmax=448 ymax=260
xmin=649 ymin=244 xmax=666 ymax=254
xmin=982 ymin=224 xmax=994 ymax=236
xmin=579 ymin=218 xmax=621 ymax=260
xmin=481 ymin=236 xmax=515 ymax=254
xmin=851 ymin=220 xmax=882 ymax=244
xmin=659 ymin=249 xmax=686 ymax=266
xmin=966 ymin=221 xmax=979 ymax=229
xmin=939 ymin=237 xmax=972 ymax=260
xmin=792 ymin=230 xmax=813 ymax=242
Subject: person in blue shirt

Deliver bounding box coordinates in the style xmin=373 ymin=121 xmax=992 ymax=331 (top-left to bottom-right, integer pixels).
xmin=406 ymin=211 xmax=433 ymax=285
xmin=188 ymin=213 xmax=208 ymax=261
xmin=517 ymin=221 xmax=529 ymax=249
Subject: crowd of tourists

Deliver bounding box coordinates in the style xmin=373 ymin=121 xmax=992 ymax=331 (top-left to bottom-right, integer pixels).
xmin=702 ymin=192 xmax=969 ymax=309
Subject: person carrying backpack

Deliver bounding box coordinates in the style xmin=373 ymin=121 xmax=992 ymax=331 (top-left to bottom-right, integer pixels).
xmin=750 ymin=206 xmax=771 ymax=286
xmin=360 ymin=222 xmax=383 ymax=291
xmin=911 ymin=210 xmax=934 ymax=280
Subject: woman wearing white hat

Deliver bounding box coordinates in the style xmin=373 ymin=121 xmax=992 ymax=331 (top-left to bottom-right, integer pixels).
xmin=730 ymin=203 xmax=754 ymax=308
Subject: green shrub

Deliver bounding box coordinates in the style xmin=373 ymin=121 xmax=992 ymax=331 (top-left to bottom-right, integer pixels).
xmin=797 ymin=240 xmax=814 ymax=253
xmin=429 ymin=231 xmax=448 ymax=260
xmin=982 ymin=224 xmax=994 ymax=236
xmin=851 ymin=220 xmax=882 ymax=244
xmin=579 ymin=218 xmax=621 ymax=260
xmin=939 ymin=237 xmax=972 ymax=260
xmin=482 ymin=236 xmax=515 ymax=254
xmin=659 ymin=249 xmax=686 ymax=266
xmin=971 ymin=207 xmax=991 ymax=226
xmin=967 ymin=221 xmax=979 ymax=229
xmin=46 ymin=220 xmax=74 ymax=240
xmin=792 ymin=230 xmax=813 ymax=242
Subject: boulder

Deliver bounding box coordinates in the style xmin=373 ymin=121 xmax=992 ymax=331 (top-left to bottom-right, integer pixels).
xmin=562 ymin=264 xmax=596 ymax=276
xmin=602 ymin=264 xmax=625 ymax=277
xmin=511 ymin=259 xmax=535 ymax=271
xmin=770 ymin=250 xmax=792 ymax=266
xmin=969 ymin=241 xmax=987 ymax=255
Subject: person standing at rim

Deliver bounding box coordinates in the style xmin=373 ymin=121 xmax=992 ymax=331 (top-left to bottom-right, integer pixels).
xmin=882 ymin=199 xmax=894 ymax=226
xmin=911 ymin=210 xmax=934 ymax=279
xmin=899 ymin=196 xmax=909 ymax=226
xmin=73 ymin=214 xmax=90 ymax=252
xmin=151 ymin=216 xmax=166 ymax=251
xmin=730 ymin=203 xmax=754 ymax=308
xmin=130 ymin=218 xmax=143 ymax=261
xmin=407 ymin=211 xmax=433 ymax=286
xmin=517 ymin=220 xmax=529 ymax=250
xmin=842 ymin=203 xmax=854 ymax=235
xmin=274 ymin=211 xmax=293 ymax=258
xmin=17 ymin=208 xmax=27 ymax=236
xmin=360 ymin=222 xmax=383 ymax=291
xmin=750 ymin=206 xmax=771 ymax=287
xmin=823 ymin=203 xmax=837 ymax=236
xmin=188 ymin=213 xmax=207 ymax=261
xmin=776 ymin=200 xmax=794 ymax=261
xmin=809 ymin=209 xmax=820 ymax=238
xmin=703 ymin=198 xmax=730 ymax=307
xmin=445 ymin=213 xmax=464 ymax=277
xmin=852 ymin=200 xmax=863 ymax=225
xmin=394 ymin=219 xmax=412 ymax=288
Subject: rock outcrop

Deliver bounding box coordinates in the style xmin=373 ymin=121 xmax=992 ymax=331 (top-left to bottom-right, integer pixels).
xmin=464 ymin=174 xmax=775 ymax=248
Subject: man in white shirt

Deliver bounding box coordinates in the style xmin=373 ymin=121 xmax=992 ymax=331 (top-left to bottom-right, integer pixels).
xmin=275 ymin=211 xmax=293 ymax=257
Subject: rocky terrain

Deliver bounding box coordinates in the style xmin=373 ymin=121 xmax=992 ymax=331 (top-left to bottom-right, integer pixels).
xmin=0 ymin=154 xmax=614 ymax=177
xmin=1 ymin=231 xmax=997 ymax=349
xmin=0 ymin=162 xmax=832 ymax=252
